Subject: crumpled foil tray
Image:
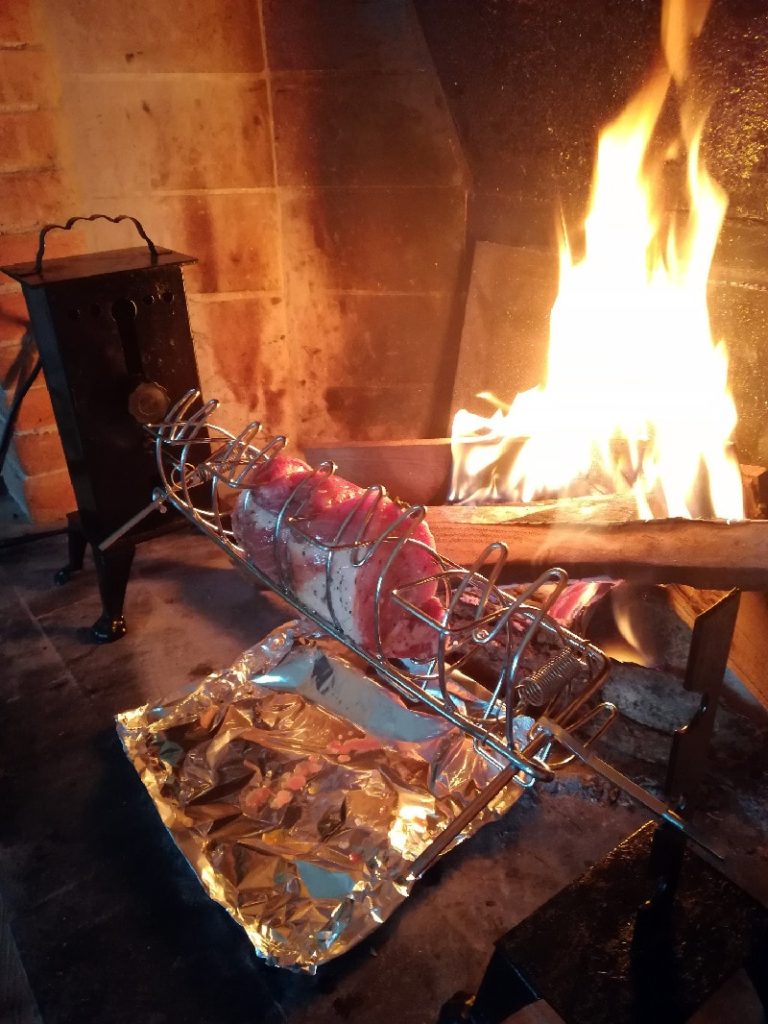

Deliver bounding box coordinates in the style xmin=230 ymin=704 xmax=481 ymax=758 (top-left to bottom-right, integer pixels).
xmin=117 ymin=623 xmax=523 ymax=972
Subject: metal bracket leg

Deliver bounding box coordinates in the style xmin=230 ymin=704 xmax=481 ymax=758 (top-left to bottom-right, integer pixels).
xmin=54 ymin=512 xmax=87 ymax=585
xmin=437 ymin=951 xmax=539 ymax=1024
xmin=645 ymin=821 xmax=687 ymax=908
xmin=472 ymin=954 xmax=539 ymax=1024
xmin=91 ymin=542 xmax=135 ymax=642
xmin=745 ymin=925 xmax=768 ymax=1012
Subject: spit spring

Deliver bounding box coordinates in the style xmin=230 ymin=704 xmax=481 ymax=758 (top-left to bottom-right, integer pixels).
xmin=516 ymin=648 xmax=586 ymax=707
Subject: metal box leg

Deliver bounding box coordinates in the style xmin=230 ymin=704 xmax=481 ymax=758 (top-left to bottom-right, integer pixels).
xmin=91 ymin=542 xmax=135 ymax=642
xmin=54 ymin=512 xmax=88 ymax=585
xmin=745 ymin=926 xmax=768 ymax=1012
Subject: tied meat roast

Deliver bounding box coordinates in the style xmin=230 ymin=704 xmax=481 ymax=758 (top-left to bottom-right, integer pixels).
xmin=232 ymin=454 xmax=443 ymax=659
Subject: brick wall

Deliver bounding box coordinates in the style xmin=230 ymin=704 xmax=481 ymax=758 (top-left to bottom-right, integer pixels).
xmin=0 ymin=0 xmax=78 ymax=520
xmin=1 ymin=0 xmax=467 ymax=524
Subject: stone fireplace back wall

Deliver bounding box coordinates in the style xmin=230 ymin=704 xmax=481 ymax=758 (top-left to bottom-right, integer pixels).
xmin=0 ymin=0 xmax=467 ymax=522
xmin=414 ymin=0 xmax=768 ymax=467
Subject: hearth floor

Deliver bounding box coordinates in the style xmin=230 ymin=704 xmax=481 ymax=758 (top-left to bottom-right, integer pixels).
xmin=1 ymin=528 xmax=766 ymax=1024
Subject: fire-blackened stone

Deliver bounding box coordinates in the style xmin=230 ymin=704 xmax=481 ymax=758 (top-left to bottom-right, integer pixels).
xmin=415 ymin=0 xmax=768 ymax=243
xmin=273 ymin=72 xmax=464 ymax=189
xmin=263 ymin=0 xmax=431 ymax=73
xmin=282 ymin=187 xmax=465 ymax=294
xmin=414 ymin=0 xmax=659 ymax=245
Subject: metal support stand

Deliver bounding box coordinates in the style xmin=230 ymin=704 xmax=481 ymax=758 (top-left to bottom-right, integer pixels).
xmin=439 ymin=591 xmax=768 ymax=1024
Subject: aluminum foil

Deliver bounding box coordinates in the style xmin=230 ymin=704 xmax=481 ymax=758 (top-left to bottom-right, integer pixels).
xmin=117 ymin=623 xmax=523 ymax=972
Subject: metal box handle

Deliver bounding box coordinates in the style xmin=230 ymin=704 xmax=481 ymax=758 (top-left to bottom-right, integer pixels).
xmin=30 ymin=213 xmax=158 ymax=275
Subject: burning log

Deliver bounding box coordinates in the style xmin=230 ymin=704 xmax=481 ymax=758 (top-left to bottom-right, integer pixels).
xmin=304 ymin=440 xmax=768 ymax=588
xmin=307 ymin=438 xmax=767 ymax=515
xmin=424 ymin=505 xmax=768 ymax=591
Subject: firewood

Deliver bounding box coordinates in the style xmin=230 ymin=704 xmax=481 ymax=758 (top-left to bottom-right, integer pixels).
xmin=425 ymin=506 xmax=768 ymax=591
xmin=304 ymin=438 xmax=767 ymax=516
xmin=302 ymin=439 xmax=768 ymax=587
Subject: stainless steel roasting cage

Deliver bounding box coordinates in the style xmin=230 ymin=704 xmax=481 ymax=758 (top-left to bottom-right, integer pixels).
xmin=107 ymin=389 xmax=713 ymax=868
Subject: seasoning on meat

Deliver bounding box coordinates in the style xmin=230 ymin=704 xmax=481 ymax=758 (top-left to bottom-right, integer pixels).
xmin=232 ymin=454 xmax=444 ymax=660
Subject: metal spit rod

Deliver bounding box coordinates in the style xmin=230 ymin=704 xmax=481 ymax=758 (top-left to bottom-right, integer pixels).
xmin=537 ymin=716 xmax=724 ymax=861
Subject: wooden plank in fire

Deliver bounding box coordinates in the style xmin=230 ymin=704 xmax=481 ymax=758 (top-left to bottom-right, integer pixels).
xmin=425 ymin=505 xmax=768 ymax=591
xmin=306 ymin=437 xmax=768 ymax=517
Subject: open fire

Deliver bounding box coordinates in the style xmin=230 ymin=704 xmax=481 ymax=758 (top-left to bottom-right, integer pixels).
xmin=450 ymin=0 xmax=745 ymax=522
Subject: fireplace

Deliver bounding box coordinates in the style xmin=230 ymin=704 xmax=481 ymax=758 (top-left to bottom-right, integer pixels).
xmin=1 ymin=0 xmax=767 ymax=532
xmin=1 ymin=2 xmax=768 ymax=1021
xmin=1 ymin=0 xmax=766 ymax=790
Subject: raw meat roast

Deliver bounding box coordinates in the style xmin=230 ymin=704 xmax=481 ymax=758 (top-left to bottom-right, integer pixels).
xmin=232 ymin=454 xmax=444 ymax=660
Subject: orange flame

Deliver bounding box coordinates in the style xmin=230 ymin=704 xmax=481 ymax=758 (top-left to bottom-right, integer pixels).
xmin=451 ymin=0 xmax=744 ymax=521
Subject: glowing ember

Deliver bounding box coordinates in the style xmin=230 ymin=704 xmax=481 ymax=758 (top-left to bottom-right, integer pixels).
xmin=451 ymin=0 xmax=744 ymax=521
